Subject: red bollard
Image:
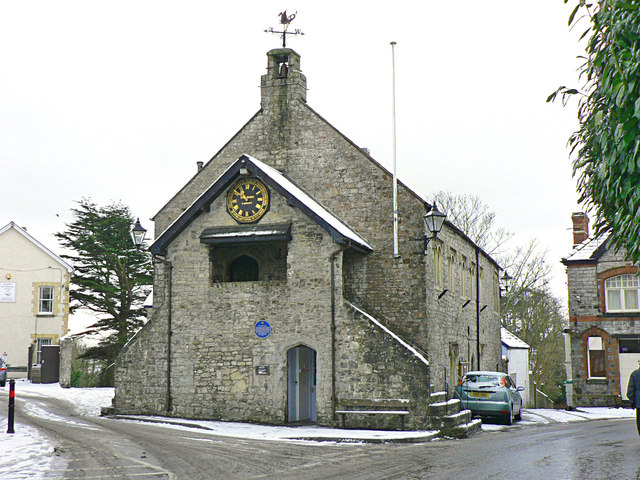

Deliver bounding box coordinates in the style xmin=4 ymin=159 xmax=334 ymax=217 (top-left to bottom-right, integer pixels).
xmin=7 ymin=379 xmax=15 ymax=434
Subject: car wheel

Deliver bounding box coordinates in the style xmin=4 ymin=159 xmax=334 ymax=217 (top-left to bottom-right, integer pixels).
xmin=514 ymin=407 xmax=522 ymax=422
xmin=0 ymin=381 xmax=5 ymax=387
xmin=504 ymin=405 xmax=513 ymax=425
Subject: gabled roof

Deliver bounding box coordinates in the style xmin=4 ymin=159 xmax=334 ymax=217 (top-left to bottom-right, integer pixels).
xmin=150 ymin=155 xmax=373 ymax=255
xmin=501 ymin=328 xmax=529 ymax=350
xmin=0 ymin=221 xmax=73 ymax=272
xmin=561 ymin=232 xmax=611 ymax=265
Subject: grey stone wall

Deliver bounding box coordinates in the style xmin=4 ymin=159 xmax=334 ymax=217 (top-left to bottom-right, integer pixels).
xmin=115 ymin=48 xmax=501 ymax=427
xmin=566 ymin=242 xmax=640 ymax=406
xmin=59 ymin=336 xmax=72 ymax=388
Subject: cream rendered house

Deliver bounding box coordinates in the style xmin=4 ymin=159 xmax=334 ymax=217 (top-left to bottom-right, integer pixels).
xmin=0 ymin=222 xmax=71 ymax=375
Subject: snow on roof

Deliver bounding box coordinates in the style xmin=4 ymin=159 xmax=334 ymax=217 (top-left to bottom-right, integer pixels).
xmin=563 ymin=232 xmax=610 ymax=262
xmin=346 ymin=301 xmax=429 ymax=366
xmin=0 ymin=221 xmax=72 ymax=272
xmin=243 ymin=155 xmax=372 ymax=250
xmin=152 ymin=154 xmax=372 ymax=254
xmin=501 ymin=327 xmax=529 ymax=350
xmin=144 ymin=290 xmax=153 ymax=308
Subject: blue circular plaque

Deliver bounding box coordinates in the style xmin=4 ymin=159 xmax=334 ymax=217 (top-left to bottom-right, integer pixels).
xmin=254 ymin=321 xmax=271 ymax=338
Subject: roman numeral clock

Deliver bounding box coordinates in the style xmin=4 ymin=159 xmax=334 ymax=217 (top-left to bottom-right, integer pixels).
xmin=226 ymin=178 xmax=270 ymax=223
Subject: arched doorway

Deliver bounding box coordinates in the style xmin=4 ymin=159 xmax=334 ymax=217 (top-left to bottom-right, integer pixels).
xmin=287 ymin=345 xmax=317 ymax=422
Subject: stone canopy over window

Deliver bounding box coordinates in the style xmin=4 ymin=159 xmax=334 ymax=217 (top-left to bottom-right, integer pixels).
xmin=201 ymin=224 xmax=291 ymax=283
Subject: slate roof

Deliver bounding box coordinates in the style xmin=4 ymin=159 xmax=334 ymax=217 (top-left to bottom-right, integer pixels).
xmin=501 ymin=327 xmax=529 ymax=350
xmin=561 ymin=232 xmax=611 ymax=264
xmin=150 ymin=155 xmax=373 ymax=255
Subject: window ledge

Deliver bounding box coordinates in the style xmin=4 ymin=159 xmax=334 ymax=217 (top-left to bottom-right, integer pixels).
xmin=586 ymin=377 xmax=608 ymax=384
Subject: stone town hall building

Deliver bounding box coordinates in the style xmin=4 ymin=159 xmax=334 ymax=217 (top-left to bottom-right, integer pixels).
xmin=112 ymin=47 xmax=501 ymax=429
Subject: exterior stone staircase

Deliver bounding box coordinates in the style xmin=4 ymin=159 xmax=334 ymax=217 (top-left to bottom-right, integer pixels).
xmin=428 ymin=390 xmax=482 ymax=439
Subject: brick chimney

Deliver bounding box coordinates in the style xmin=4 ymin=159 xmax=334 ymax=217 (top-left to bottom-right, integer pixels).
xmin=572 ymin=212 xmax=589 ymax=247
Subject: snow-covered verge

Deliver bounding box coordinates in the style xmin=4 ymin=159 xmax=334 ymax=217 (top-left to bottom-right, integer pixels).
xmin=0 ymin=379 xmax=637 ymax=478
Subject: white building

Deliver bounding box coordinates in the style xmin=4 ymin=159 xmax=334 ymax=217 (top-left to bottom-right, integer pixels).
xmin=502 ymin=327 xmax=531 ymax=407
xmin=0 ymin=222 xmax=72 ymax=375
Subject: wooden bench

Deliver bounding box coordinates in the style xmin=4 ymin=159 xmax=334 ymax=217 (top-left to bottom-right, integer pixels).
xmin=335 ymin=399 xmax=410 ymax=430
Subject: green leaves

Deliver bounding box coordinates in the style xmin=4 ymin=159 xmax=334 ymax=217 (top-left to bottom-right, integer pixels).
xmin=559 ymin=0 xmax=640 ymax=263
xmin=56 ymin=199 xmax=152 ymax=362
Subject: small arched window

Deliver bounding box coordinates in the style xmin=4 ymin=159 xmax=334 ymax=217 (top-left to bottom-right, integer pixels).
xmin=605 ymin=274 xmax=640 ymax=312
xmin=230 ymin=255 xmax=259 ymax=282
xmin=588 ymin=336 xmax=606 ymax=378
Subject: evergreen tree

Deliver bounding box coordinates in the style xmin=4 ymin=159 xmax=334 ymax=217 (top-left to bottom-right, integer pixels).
xmin=56 ymin=199 xmax=152 ymax=363
xmin=549 ymin=0 xmax=640 ymax=261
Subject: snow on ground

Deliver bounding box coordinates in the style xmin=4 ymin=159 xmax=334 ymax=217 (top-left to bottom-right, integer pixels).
xmin=0 ymin=379 xmax=637 ymax=478
xmin=0 ymin=421 xmax=54 ymax=480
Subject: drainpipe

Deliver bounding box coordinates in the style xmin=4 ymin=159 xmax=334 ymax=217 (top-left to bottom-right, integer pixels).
xmin=563 ymin=327 xmax=574 ymax=410
xmin=475 ymin=247 xmax=481 ymax=370
xmin=330 ymin=243 xmax=351 ymax=421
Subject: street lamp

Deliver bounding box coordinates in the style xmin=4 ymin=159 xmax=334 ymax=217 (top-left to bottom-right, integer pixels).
xmin=131 ymin=218 xmax=147 ymax=251
xmin=500 ymin=270 xmax=513 ymax=293
xmin=422 ymin=202 xmax=447 ymax=254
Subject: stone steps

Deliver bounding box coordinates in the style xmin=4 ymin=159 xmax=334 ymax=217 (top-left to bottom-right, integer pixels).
xmin=427 ymin=390 xmax=480 ymax=439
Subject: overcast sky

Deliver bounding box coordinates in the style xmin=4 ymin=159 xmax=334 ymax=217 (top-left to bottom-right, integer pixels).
xmin=1 ymin=1 xmax=585 ymax=313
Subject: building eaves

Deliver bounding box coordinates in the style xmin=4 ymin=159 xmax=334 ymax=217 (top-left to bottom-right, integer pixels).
xmin=0 ymin=221 xmax=73 ymax=272
xmin=561 ymin=232 xmax=611 ymax=265
xmin=501 ymin=327 xmax=530 ymax=349
xmin=150 ymin=155 xmax=373 ymax=256
xmin=300 ymin=100 xmax=502 ymax=271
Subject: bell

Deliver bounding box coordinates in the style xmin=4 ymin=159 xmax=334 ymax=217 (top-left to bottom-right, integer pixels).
xmin=278 ymin=63 xmax=288 ymax=78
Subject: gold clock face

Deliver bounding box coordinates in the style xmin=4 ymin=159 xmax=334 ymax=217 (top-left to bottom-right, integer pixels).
xmin=227 ymin=178 xmax=270 ymax=223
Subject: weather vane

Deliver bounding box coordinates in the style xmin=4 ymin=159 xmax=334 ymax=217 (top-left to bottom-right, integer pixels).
xmin=265 ymin=11 xmax=304 ymax=48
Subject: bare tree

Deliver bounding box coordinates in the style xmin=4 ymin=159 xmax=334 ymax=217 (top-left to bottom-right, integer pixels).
xmin=432 ymin=191 xmax=512 ymax=256
xmin=430 ymin=191 xmax=567 ymax=402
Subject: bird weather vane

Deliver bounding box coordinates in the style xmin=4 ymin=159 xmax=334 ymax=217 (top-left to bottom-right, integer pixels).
xmin=265 ymin=11 xmax=304 ymax=48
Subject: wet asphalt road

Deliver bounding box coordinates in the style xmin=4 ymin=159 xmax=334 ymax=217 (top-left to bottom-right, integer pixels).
xmin=4 ymin=391 xmax=640 ymax=480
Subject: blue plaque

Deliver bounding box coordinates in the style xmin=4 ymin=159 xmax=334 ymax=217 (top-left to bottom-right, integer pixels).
xmin=254 ymin=321 xmax=271 ymax=338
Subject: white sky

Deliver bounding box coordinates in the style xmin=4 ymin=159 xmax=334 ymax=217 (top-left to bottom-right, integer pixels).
xmin=1 ymin=1 xmax=585 ymax=312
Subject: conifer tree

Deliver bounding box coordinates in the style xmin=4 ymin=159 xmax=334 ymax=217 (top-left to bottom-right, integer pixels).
xmin=56 ymin=199 xmax=152 ymax=363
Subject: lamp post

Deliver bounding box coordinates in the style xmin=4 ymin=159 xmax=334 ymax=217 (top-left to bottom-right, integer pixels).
xmin=500 ymin=270 xmax=513 ymax=293
xmin=422 ymin=202 xmax=446 ymax=254
xmin=131 ymin=218 xmax=173 ymax=414
xmin=131 ymin=218 xmax=147 ymax=251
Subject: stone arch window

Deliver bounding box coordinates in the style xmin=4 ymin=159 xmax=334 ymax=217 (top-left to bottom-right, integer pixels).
xmin=588 ymin=336 xmax=606 ymax=378
xmin=229 ymin=255 xmax=259 ymax=282
xmin=605 ymin=274 xmax=640 ymax=312
xmin=433 ymin=242 xmax=443 ymax=288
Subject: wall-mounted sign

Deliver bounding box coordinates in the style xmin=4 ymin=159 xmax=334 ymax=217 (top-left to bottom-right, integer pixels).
xmin=0 ymin=282 xmax=16 ymax=303
xmin=254 ymin=321 xmax=271 ymax=339
xmin=255 ymin=365 xmax=270 ymax=375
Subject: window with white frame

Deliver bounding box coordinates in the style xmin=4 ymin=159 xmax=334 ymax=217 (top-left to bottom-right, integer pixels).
xmin=605 ymin=274 xmax=640 ymax=312
xmin=588 ymin=336 xmax=606 ymax=378
xmin=38 ymin=286 xmax=54 ymax=315
xmin=36 ymin=337 xmax=52 ymax=364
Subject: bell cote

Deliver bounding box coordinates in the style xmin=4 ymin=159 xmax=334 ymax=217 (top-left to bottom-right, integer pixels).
xmin=261 ymin=48 xmax=307 ymax=111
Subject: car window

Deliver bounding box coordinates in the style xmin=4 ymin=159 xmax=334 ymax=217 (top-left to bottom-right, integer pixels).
xmin=464 ymin=374 xmax=501 ymax=386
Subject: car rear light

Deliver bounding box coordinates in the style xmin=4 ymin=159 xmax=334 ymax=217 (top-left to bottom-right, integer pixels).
xmin=500 ymin=377 xmax=506 ymax=387
xmin=0 ymin=366 xmax=5 ymax=372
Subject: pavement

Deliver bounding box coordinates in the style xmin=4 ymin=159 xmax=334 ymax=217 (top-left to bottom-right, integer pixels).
xmin=104 ymin=406 xmax=636 ymax=444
